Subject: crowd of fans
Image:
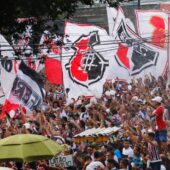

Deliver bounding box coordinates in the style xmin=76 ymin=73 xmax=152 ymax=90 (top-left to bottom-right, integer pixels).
xmin=0 ymin=74 xmax=170 ymax=170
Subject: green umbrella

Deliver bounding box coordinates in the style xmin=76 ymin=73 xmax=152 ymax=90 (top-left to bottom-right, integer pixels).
xmin=0 ymin=134 xmax=66 ymax=162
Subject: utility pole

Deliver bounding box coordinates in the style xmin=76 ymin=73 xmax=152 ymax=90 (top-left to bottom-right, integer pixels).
xmin=138 ymin=0 xmax=141 ymax=9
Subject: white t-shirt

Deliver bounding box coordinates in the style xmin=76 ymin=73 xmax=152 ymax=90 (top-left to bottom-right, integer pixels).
xmin=80 ymin=112 xmax=88 ymax=122
xmin=86 ymin=161 xmax=105 ymax=170
xmin=122 ymin=147 xmax=134 ymax=158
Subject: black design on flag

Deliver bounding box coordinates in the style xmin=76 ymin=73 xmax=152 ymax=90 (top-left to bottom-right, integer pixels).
xmin=10 ymin=61 xmax=45 ymax=111
xmin=115 ymin=20 xmax=159 ymax=75
xmin=19 ymin=61 xmax=44 ymax=98
xmin=11 ymin=77 xmax=41 ymax=110
xmin=65 ymin=31 xmax=109 ymax=87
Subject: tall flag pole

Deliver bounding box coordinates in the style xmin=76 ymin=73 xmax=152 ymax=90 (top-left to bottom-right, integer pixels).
xmin=168 ymin=16 xmax=170 ymax=73
xmin=167 ymin=15 xmax=170 ymax=88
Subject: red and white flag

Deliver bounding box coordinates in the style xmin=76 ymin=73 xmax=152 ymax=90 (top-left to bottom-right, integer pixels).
xmin=135 ymin=10 xmax=168 ymax=48
xmin=112 ymin=8 xmax=167 ymax=79
xmin=40 ymin=30 xmax=63 ymax=85
xmin=0 ymin=100 xmax=20 ymax=119
xmin=62 ymin=22 xmax=124 ymax=98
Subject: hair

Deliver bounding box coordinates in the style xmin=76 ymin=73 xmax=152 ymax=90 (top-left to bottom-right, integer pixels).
xmin=84 ymin=155 xmax=92 ymax=161
xmin=134 ymin=145 xmax=141 ymax=152
xmin=120 ymin=158 xmax=129 ymax=167
xmin=148 ymin=132 xmax=155 ymax=138
xmin=107 ymin=159 xmax=119 ymax=169
xmin=81 ymin=106 xmax=86 ymax=112
xmin=94 ymin=151 xmax=102 ymax=159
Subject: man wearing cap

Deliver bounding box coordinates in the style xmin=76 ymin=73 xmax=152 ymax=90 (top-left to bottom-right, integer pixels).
xmin=151 ymin=96 xmax=167 ymax=153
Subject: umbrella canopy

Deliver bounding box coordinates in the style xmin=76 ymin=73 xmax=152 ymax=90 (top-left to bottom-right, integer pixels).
xmin=0 ymin=134 xmax=66 ymax=162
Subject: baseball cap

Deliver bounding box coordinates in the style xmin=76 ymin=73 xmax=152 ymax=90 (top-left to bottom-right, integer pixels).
xmin=148 ymin=128 xmax=155 ymax=134
xmin=151 ymin=96 xmax=162 ymax=103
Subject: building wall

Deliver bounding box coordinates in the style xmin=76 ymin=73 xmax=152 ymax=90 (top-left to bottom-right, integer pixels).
xmin=71 ymin=3 xmax=169 ymax=32
xmin=70 ymin=6 xmax=109 ymax=32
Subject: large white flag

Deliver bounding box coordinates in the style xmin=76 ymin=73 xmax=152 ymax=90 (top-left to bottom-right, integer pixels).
xmin=0 ymin=61 xmax=45 ymax=118
xmin=113 ymin=8 xmax=167 ymax=79
xmin=62 ymin=22 xmax=128 ymax=98
xmin=0 ymin=34 xmax=18 ymax=96
xmin=135 ymin=10 xmax=168 ymax=48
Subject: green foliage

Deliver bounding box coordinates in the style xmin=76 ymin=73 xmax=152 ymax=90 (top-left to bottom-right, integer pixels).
xmin=0 ymin=0 xmax=84 ymax=34
xmin=0 ymin=0 xmax=123 ymax=34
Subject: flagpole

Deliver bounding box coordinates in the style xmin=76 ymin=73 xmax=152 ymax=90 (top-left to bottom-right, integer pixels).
xmin=138 ymin=0 xmax=141 ymax=9
xmin=60 ymin=19 xmax=66 ymax=98
xmin=167 ymin=15 xmax=170 ymax=89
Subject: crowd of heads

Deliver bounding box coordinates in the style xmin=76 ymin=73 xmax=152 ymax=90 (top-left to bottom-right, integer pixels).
xmin=0 ymin=74 xmax=170 ymax=169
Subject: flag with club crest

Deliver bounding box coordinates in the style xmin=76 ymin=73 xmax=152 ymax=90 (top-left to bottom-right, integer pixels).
xmin=112 ymin=8 xmax=167 ymax=79
xmin=61 ymin=22 xmax=130 ymax=98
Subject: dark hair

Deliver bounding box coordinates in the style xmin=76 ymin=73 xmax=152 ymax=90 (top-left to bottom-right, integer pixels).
xmin=148 ymin=132 xmax=155 ymax=138
xmin=94 ymin=151 xmax=102 ymax=159
xmin=84 ymin=155 xmax=92 ymax=161
xmin=134 ymin=145 xmax=141 ymax=152
xmin=53 ymin=101 xmax=59 ymax=107
xmin=120 ymin=158 xmax=129 ymax=167
xmin=107 ymin=159 xmax=119 ymax=168
xmin=81 ymin=106 xmax=86 ymax=112
xmin=111 ymin=109 xmax=118 ymax=115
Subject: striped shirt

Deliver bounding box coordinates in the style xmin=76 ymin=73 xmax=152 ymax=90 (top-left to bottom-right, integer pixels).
xmin=148 ymin=140 xmax=161 ymax=162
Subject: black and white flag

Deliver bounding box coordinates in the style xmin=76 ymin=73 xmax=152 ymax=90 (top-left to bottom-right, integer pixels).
xmin=7 ymin=61 xmax=45 ymax=112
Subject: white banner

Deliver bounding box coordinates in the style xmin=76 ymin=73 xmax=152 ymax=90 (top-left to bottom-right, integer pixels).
xmin=135 ymin=10 xmax=168 ymax=48
xmin=49 ymin=155 xmax=73 ymax=168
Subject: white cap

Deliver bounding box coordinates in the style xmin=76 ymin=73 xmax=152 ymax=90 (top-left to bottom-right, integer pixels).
xmin=105 ymin=90 xmax=116 ymax=97
xmin=105 ymin=91 xmax=110 ymax=96
xmin=148 ymin=128 xmax=155 ymax=134
xmin=111 ymin=79 xmax=115 ymax=84
xmin=110 ymin=90 xmax=116 ymax=96
xmin=106 ymin=108 xmax=110 ymax=113
xmin=132 ymin=96 xmax=138 ymax=101
xmin=23 ymin=123 xmax=31 ymax=129
xmin=90 ymin=97 xmax=97 ymax=104
xmin=128 ymin=85 xmax=132 ymax=91
xmin=151 ymin=96 xmax=162 ymax=103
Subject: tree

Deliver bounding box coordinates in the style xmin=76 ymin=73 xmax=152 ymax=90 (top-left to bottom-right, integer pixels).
xmin=0 ymin=0 xmax=83 ymax=34
xmin=0 ymin=0 xmax=124 ymax=35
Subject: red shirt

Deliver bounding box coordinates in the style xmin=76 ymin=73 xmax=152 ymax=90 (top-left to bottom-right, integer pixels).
xmin=155 ymin=105 xmax=166 ymax=130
